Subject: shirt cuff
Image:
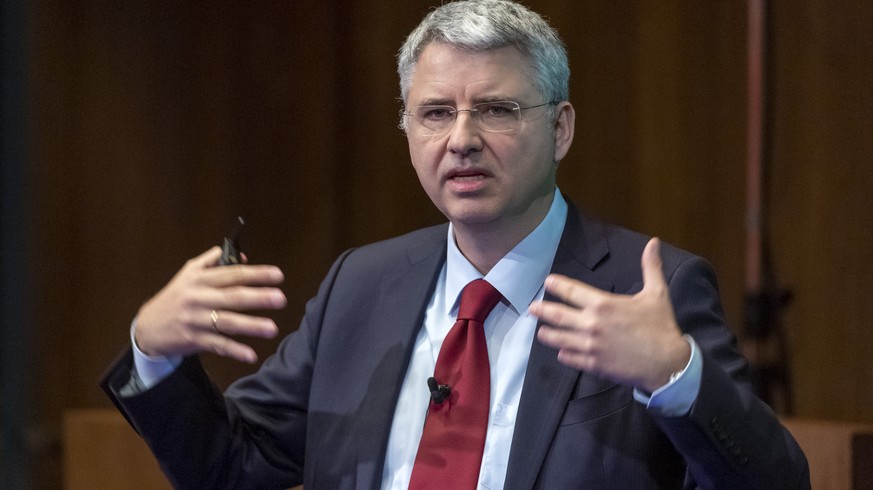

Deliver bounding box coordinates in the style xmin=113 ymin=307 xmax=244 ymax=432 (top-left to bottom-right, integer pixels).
xmin=130 ymin=318 xmax=183 ymax=389
xmin=633 ymin=335 xmax=702 ymax=417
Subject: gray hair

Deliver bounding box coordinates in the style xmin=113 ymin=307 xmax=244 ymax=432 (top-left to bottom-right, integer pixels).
xmin=397 ymin=0 xmax=569 ymax=106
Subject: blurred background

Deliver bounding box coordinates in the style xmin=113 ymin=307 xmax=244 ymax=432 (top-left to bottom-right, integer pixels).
xmin=1 ymin=0 xmax=871 ymax=487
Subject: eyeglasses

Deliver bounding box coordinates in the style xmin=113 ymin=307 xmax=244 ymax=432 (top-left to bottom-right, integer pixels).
xmin=402 ymin=100 xmax=556 ymax=136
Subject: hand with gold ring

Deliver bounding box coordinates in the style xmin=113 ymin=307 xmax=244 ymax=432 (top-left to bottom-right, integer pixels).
xmin=134 ymin=247 xmax=287 ymax=363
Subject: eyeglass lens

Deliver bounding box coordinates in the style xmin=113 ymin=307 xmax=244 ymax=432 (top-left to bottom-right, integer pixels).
xmin=410 ymin=101 xmax=522 ymax=135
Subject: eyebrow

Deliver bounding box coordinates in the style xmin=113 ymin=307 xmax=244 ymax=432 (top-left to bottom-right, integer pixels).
xmin=415 ymin=95 xmax=518 ymax=107
xmin=416 ymin=98 xmax=454 ymax=107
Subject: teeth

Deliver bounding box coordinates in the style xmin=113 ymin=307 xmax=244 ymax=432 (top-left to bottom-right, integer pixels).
xmin=453 ymin=174 xmax=484 ymax=181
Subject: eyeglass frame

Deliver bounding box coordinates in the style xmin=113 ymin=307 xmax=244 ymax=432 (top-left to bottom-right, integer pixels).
xmin=400 ymin=100 xmax=559 ymax=136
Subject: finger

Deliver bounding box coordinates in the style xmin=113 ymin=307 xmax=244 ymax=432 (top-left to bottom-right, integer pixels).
xmin=207 ymin=310 xmax=279 ymax=339
xmin=528 ymin=299 xmax=582 ymax=331
xmin=536 ymin=322 xmax=579 ymax=349
xmin=203 ymin=286 xmax=288 ymax=311
xmin=554 ymin=348 xmax=595 ymax=372
xmin=190 ymin=246 xmax=224 ymax=269
xmin=542 ymin=274 xmax=606 ymax=308
xmin=201 ymin=265 xmax=285 ymax=288
xmin=641 ymin=237 xmax=667 ymax=292
xmin=206 ymin=334 xmax=260 ymax=364
xmin=536 ymin=325 xmax=596 ymax=370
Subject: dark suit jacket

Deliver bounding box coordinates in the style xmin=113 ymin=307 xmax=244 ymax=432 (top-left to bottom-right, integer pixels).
xmin=103 ymin=204 xmax=809 ymax=489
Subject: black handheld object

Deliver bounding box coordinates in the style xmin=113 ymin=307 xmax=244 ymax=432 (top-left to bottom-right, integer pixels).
xmin=427 ymin=377 xmax=451 ymax=405
xmin=219 ymin=216 xmax=245 ymax=266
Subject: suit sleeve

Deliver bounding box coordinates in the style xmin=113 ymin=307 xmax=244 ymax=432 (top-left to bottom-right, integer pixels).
xmin=100 ymin=249 xmax=355 ymax=490
xmin=653 ymin=255 xmax=810 ymax=489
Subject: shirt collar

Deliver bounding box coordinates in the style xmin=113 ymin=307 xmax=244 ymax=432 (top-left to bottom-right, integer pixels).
xmin=445 ymin=190 xmax=568 ymax=314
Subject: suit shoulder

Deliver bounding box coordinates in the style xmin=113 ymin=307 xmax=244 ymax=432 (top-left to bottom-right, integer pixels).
xmin=580 ymin=215 xmax=705 ymax=282
xmin=336 ymin=223 xmax=448 ymax=273
xmin=601 ymin=223 xmax=696 ymax=266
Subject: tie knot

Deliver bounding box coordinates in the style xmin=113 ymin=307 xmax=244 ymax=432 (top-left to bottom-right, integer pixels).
xmin=457 ymin=279 xmax=503 ymax=322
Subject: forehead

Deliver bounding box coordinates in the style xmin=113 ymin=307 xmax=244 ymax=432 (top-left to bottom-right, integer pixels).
xmin=407 ymin=43 xmax=538 ymax=104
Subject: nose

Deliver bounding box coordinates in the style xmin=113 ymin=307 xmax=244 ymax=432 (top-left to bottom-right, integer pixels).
xmin=446 ymin=110 xmax=483 ymax=156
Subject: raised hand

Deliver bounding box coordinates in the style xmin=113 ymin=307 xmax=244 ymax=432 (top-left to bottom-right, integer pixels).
xmin=529 ymin=238 xmax=690 ymax=393
xmin=134 ymin=246 xmax=287 ymax=363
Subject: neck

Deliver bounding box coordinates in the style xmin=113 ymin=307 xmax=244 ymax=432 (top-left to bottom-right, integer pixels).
xmin=452 ymin=228 xmax=519 ymax=275
xmin=452 ymin=194 xmax=555 ymax=275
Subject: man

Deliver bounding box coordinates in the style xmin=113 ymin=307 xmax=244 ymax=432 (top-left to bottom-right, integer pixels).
xmin=103 ymin=1 xmax=809 ymax=488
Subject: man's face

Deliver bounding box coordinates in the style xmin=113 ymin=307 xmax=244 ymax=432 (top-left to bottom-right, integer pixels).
xmin=405 ymin=43 xmax=574 ymax=238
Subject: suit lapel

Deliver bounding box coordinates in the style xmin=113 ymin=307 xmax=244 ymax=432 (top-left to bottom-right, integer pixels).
xmin=353 ymin=228 xmax=448 ymax=489
xmin=504 ymin=206 xmax=615 ymax=490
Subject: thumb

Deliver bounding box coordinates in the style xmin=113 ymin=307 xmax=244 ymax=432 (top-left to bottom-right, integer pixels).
xmin=641 ymin=237 xmax=667 ymax=291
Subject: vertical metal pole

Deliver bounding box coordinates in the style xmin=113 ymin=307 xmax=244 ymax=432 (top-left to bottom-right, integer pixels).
xmin=746 ymin=0 xmax=765 ymax=293
xmin=744 ymin=0 xmax=794 ymax=414
xmin=1 ymin=0 xmax=32 ymax=488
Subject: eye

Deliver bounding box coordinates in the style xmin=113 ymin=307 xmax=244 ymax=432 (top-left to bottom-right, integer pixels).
xmin=418 ymin=106 xmax=454 ymax=121
xmin=478 ymin=103 xmax=517 ymax=118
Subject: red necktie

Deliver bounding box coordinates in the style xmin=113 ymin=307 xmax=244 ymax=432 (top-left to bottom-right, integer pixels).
xmin=409 ymin=279 xmax=503 ymax=489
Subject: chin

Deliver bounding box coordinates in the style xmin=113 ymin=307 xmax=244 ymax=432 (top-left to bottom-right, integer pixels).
xmin=445 ymin=209 xmax=501 ymax=227
xmin=440 ymin=196 xmax=500 ymax=218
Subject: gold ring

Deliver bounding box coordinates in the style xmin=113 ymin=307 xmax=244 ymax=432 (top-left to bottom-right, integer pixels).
xmin=211 ymin=310 xmax=221 ymax=334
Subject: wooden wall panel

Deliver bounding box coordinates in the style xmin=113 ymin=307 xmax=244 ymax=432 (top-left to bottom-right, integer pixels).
xmin=29 ymin=2 xmax=347 ymax=482
xmin=549 ymin=1 xmax=748 ymax=326
xmin=22 ymin=0 xmax=873 ymax=486
xmin=331 ymin=1 xmax=446 ymax=247
xmin=768 ymin=1 xmax=873 ymax=422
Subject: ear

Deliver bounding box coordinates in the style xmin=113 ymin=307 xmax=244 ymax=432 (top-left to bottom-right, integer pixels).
xmin=552 ymin=101 xmax=575 ymax=162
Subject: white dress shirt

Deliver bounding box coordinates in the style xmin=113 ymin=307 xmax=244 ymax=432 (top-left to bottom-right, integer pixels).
xmin=380 ymin=193 xmax=568 ymax=489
